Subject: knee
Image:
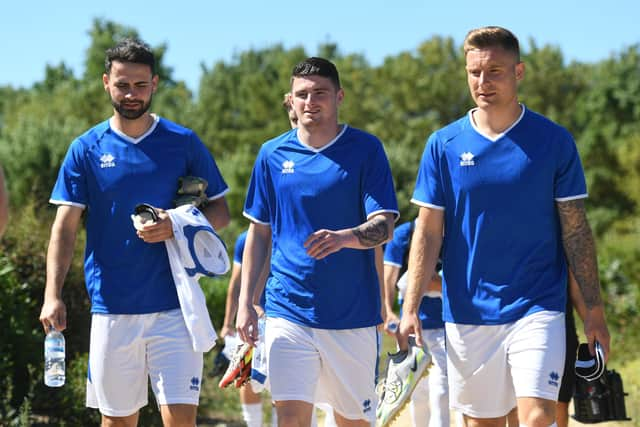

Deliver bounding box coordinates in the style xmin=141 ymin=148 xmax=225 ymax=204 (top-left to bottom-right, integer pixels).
xmin=517 ymin=396 xmax=557 ymax=427
xmin=518 ymin=404 xmax=556 ymax=427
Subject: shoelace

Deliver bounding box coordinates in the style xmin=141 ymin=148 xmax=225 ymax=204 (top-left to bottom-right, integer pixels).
xmin=229 ymin=343 xmax=248 ymax=367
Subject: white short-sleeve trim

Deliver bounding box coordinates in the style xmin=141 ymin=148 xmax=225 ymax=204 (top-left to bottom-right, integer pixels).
xmin=384 ymin=260 xmax=402 ymax=268
xmin=555 ymin=194 xmax=588 ymax=202
xmin=410 ymin=199 xmax=445 ymax=210
xmin=207 ymin=187 xmax=230 ymax=201
xmin=242 ymin=211 xmax=271 ymax=226
xmin=367 ymin=209 xmax=400 ymax=221
xmin=49 ymin=199 xmax=86 ymax=209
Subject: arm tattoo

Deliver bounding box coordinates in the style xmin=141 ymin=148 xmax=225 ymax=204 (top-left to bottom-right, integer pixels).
xmin=352 ymin=216 xmax=389 ymax=247
xmin=557 ymin=199 xmax=603 ymax=309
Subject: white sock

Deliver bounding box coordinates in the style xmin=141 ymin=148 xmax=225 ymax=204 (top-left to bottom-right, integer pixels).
xmin=241 ymin=403 xmax=263 ymax=427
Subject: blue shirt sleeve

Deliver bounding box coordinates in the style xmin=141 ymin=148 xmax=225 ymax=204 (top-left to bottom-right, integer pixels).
xmin=553 ymin=129 xmax=587 ymax=200
xmin=233 ymin=231 xmax=247 ymax=264
xmin=187 ymin=131 xmax=229 ymax=199
xmin=243 ymin=147 xmax=272 ymax=224
xmin=50 ymin=138 xmax=88 ymax=206
xmin=412 ymin=133 xmax=445 ymax=209
xmin=362 ymin=138 xmax=399 ymax=218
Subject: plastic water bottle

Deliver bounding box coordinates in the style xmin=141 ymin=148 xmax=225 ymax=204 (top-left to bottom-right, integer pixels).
xmin=44 ymin=326 xmax=65 ymax=387
xmin=387 ymin=321 xmax=399 ymax=333
xmin=250 ymin=316 xmax=267 ymax=393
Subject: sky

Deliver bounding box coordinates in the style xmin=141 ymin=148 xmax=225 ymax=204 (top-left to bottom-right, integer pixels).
xmin=2 ymin=0 xmax=638 ymax=93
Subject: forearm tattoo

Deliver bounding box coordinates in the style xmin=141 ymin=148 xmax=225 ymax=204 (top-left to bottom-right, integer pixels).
xmin=557 ymin=199 xmax=603 ymax=309
xmin=352 ymin=216 xmax=389 ymax=247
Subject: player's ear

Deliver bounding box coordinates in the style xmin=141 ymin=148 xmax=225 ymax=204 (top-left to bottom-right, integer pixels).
xmin=336 ymin=88 xmax=345 ymax=106
xmin=151 ymin=75 xmax=159 ymax=93
xmin=515 ymin=62 xmax=525 ymax=82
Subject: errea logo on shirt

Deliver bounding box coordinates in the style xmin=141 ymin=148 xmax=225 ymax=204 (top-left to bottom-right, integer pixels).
xmin=281 ymin=160 xmax=295 ymax=174
xmin=100 ymin=153 xmax=116 ymax=168
xmin=459 ymin=151 xmax=475 ymax=166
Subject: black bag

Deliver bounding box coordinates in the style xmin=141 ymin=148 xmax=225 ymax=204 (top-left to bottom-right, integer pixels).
xmin=573 ymin=369 xmax=632 ymax=423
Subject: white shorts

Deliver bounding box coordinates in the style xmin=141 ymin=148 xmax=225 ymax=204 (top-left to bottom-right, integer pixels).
xmin=266 ymin=317 xmax=378 ymax=422
xmin=86 ymin=309 xmax=203 ymax=417
xmin=446 ymin=310 xmax=565 ymax=418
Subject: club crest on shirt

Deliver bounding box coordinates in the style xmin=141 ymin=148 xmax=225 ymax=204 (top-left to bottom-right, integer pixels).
xmin=459 ymin=151 xmax=475 ymax=167
xmin=281 ymin=160 xmax=295 ymax=174
xmin=99 ymin=153 xmax=116 ymax=169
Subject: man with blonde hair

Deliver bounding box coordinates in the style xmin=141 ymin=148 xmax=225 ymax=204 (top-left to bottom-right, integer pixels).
xmin=398 ymin=26 xmax=610 ymax=427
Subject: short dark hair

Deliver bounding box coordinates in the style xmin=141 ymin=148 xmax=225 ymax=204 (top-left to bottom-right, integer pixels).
xmin=463 ymin=26 xmax=521 ymax=62
xmin=105 ymin=38 xmax=156 ymax=75
xmin=291 ymin=57 xmax=341 ymax=89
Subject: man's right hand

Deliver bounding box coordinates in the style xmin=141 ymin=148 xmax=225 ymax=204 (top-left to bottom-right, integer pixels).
xmin=39 ymin=297 xmax=67 ymax=332
xmin=397 ymin=311 xmax=422 ymax=351
xmin=236 ymin=304 xmax=258 ymax=347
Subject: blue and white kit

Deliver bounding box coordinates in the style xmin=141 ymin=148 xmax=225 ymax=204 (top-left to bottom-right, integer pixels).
xmin=244 ymin=125 xmax=399 ymax=329
xmin=412 ymin=106 xmax=587 ymax=325
xmin=50 ymin=115 xmax=229 ymax=315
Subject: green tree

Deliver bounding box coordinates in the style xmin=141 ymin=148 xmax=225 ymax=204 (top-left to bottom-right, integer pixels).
xmin=83 ymin=18 xmax=174 ymax=84
xmin=572 ymin=46 xmax=640 ymax=235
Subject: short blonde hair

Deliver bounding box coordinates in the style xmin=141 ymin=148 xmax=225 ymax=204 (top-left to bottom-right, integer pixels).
xmin=463 ymin=26 xmax=520 ymax=62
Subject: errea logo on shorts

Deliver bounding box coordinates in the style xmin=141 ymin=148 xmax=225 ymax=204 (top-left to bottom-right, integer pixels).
xmin=548 ymin=371 xmax=560 ymax=387
xmin=281 ymin=160 xmax=295 ymax=174
xmin=362 ymin=399 xmax=372 ymax=413
xmin=100 ymin=153 xmax=116 ymax=168
xmin=189 ymin=377 xmax=200 ymax=391
xmin=459 ymin=151 xmax=475 ymax=166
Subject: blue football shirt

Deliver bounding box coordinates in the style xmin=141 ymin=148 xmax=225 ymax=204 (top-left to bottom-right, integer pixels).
xmin=50 ymin=115 xmax=229 ymax=314
xmin=412 ymin=106 xmax=586 ymax=325
xmin=244 ymin=126 xmax=399 ymax=329
xmin=233 ymin=231 xmax=248 ymax=265
xmin=233 ymin=230 xmax=267 ymax=307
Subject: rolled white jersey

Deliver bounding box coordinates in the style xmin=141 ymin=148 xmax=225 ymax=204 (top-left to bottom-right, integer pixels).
xmin=244 ymin=126 xmax=399 ymax=329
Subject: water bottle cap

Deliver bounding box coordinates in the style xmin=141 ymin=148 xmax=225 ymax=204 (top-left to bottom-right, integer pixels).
xmin=388 ymin=321 xmax=398 ymax=333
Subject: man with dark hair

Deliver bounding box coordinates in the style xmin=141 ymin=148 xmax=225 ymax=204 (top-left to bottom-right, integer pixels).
xmin=398 ymin=26 xmax=610 ymax=427
xmin=237 ymin=57 xmax=398 ymax=427
xmin=39 ymin=38 xmax=230 ymax=426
